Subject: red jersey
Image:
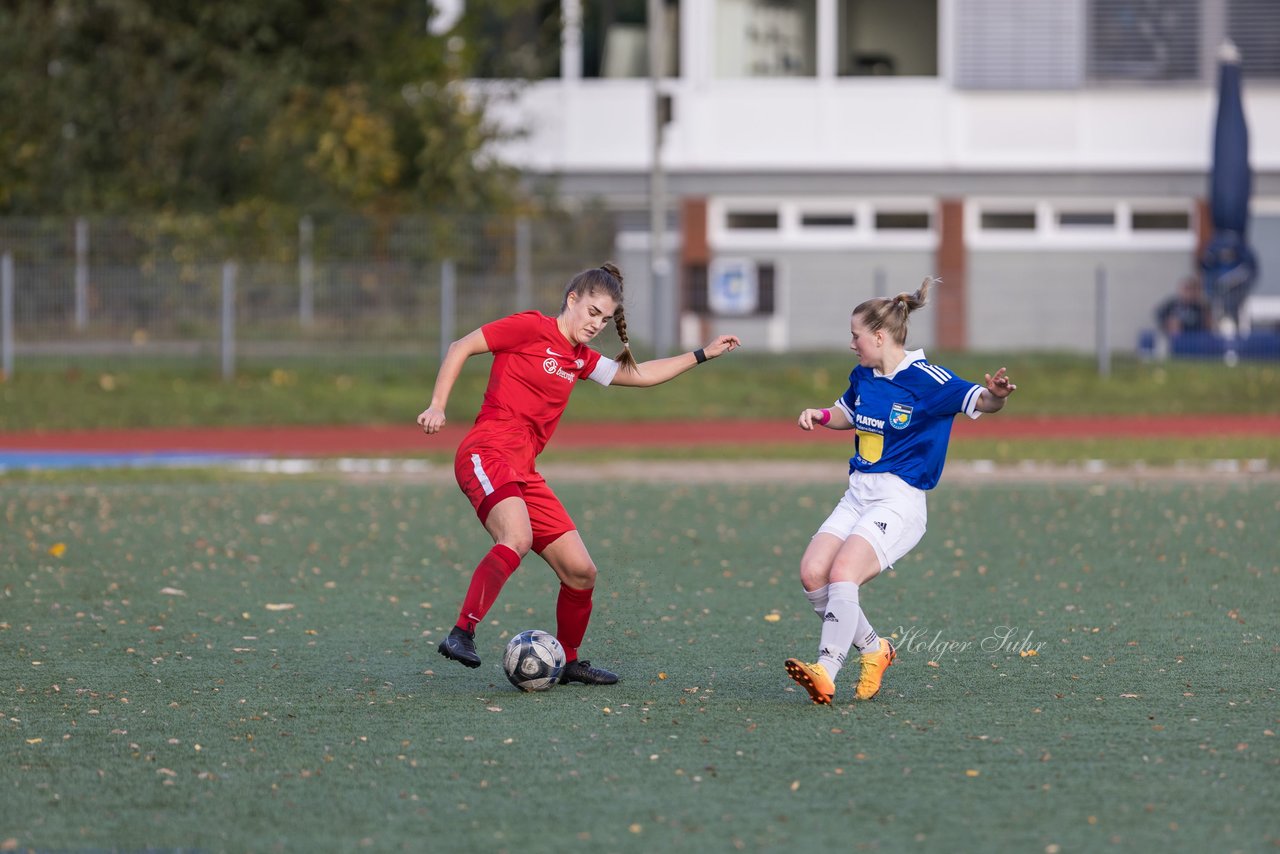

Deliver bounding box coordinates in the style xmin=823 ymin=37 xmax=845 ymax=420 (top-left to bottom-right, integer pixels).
xmin=469 ymin=312 xmax=617 ymax=458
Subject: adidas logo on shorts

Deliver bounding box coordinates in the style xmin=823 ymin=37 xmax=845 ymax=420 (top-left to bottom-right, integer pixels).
xmin=874 ymin=520 xmax=888 ymax=533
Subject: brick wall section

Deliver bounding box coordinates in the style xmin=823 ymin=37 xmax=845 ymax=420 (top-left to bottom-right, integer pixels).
xmin=681 ymin=197 xmax=709 ymax=265
xmin=1195 ymin=196 xmax=1211 ymax=265
xmin=935 ymin=198 xmax=967 ymax=350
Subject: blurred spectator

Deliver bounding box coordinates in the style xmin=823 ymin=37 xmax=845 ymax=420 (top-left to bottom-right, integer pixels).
xmin=1156 ymin=276 xmax=1212 ymax=337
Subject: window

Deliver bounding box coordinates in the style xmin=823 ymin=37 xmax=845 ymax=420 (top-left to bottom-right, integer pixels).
xmin=837 ymin=0 xmax=937 ymax=77
xmin=459 ymin=1 xmax=561 ymax=79
xmin=875 ymin=212 xmax=931 ymax=231
xmin=954 ymin=0 xmax=1083 ymax=90
xmin=1088 ymin=0 xmax=1201 ymax=83
xmin=583 ymin=0 xmax=680 ymax=78
xmin=716 ymin=0 xmax=817 ymax=77
xmin=1058 ymin=211 xmax=1116 ymax=228
xmin=726 ymin=211 xmax=780 ymax=230
xmin=1132 ymin=211 xmax=1191 ymax=231
xmin=800 ymin=212 xmax=856 ymax=228
xmin=1228 ymin=0 xmax=1280 ymax=79
xmin=687 ymin=261 xmax=775 ymax=314
xmin=981 ymin=211 xmax=1037 ymax=231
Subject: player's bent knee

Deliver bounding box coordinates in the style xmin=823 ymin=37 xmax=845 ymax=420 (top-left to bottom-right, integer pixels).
xmin=563 ymin=562 xmax=597 ymax=589
xmin=500 ymin=532 xmax=534 ymax=557
xmin=798 ymin=559 xmax=830 ymax=590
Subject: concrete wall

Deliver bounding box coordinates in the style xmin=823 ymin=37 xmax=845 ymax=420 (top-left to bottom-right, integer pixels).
xmin=968 ymin=251 xmax=1193 ymax=352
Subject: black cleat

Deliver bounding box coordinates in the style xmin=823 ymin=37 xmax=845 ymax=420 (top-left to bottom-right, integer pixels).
xmin=558 ymin=659 xmax=618 ymax=685
xmin=438 ymin=626 xmax=481 ymax=668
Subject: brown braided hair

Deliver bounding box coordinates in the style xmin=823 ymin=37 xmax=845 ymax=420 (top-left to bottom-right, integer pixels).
xmin=853 ymin=276 xmax=937 ymax=345
xmin=560 ymin=262 xmax=638 ymax=371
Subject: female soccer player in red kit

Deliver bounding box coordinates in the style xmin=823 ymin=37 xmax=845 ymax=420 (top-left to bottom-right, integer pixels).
xmin=418 ymin=263 xmax=741 ymax=685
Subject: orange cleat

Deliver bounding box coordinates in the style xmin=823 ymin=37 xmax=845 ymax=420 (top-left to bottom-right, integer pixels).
xmin=854 ymin=638 xmax=897 ymax=700
xmin=785 ymin=658 xmax=835 ymax=705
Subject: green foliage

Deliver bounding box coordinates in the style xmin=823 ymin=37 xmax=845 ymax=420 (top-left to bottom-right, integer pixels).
xmin=0 ymin=0 xmax=516 ymax=216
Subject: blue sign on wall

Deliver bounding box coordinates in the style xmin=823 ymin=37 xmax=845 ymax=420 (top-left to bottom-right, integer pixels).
xmin=708 ymin=257 xmax=758 ymax=315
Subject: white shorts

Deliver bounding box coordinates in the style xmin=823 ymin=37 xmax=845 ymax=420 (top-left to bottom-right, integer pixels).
xmin=815 ymin=471 xmax=928 ymax=572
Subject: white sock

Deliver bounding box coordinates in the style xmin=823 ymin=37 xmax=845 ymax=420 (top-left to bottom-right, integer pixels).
xmin=804 ymin=584 xmax=829 ymax=618
xmin=816 ymin=581 xmax=880 ymax=680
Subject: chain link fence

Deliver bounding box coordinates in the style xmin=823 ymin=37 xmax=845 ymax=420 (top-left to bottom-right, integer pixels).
xmin=0 ymin=211 xmax=617 ymax=377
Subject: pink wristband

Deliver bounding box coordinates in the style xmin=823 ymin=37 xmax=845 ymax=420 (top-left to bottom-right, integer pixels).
xmin=817 ymin=408 xmax=831 ymax=426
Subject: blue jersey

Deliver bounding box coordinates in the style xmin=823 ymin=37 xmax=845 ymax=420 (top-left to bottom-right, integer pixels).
xmin=833 ymin=350 xmax=984 ymax=490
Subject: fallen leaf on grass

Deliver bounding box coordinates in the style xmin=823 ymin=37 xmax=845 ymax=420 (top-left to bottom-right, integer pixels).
xmin=763 ymin=614 xmax=781 ymax=623
xmin=264 ymin=603 xmax=295 ymax=611
xmin=159 ymin=587 xmax=187 ymax=597
xmin=48 ymin=543 xmax=66 ymax=558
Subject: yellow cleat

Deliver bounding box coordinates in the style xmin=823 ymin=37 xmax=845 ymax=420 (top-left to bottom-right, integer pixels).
xmin=785 ymin=659 xmax=835 ymax=705
xmin=854 ymin=638 xmax=897 ymax=700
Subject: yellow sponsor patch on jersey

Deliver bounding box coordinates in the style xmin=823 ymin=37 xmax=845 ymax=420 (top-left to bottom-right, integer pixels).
xmin=856 ymin=430 xmax=883 ymax=463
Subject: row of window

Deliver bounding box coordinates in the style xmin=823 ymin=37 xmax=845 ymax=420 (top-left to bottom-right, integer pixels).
xmin=708 ymin=198 xmax=1196 ymax=247
xmin=461 ymin=0 xmax=1280 ymax=85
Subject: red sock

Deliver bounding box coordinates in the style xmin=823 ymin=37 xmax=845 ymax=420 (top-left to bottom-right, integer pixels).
xmin=555 ymin=583 xmax=594 ymax=662
xmin=455 ymin=544 xmax=521 ymax=633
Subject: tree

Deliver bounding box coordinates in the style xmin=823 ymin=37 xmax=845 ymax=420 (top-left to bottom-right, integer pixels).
xmin=0 ymin=0 xmax=518 ymax=216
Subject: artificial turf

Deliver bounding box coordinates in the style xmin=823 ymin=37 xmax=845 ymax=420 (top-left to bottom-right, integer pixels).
xmin=2 ymin=477 xmax=1277 ymax=852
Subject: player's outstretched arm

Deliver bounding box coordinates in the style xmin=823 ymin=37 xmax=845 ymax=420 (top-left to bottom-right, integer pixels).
xmin=797 ymin=406 xmax=853 ymax=431
xmin=975 ymin=366 xmax=1017 ymax=414
xmin=417 ymin=329 xmax=490 ymax=434
xmin=611 ymin=335 xmax=742 ymax=388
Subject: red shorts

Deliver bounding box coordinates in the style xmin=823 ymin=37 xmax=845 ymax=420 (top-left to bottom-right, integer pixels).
xmin=454 ymin=440 xmax=575 ymax=554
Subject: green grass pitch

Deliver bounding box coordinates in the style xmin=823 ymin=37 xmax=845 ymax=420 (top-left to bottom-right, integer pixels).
xmin=3 ymin=477 xmax=1277 ymax=852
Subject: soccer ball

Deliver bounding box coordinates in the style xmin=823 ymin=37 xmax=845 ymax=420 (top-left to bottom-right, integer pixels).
xmin=502 ymin=629 xmax=566 ymax=692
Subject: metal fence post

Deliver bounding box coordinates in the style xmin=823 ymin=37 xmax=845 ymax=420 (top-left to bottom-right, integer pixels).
xmin=1096 ymin=265 xmax=1111 ymax=378
xmin=299 ymin=215 xmax=314 ymax=328
xmin=75 ymin=217 xmax=89 ymax=330
xmin=222 ymin=261 xmax=237 ymax=382
xmin=515 ymin=216 xmax=532 ymax=311
xmin=1 ymin=252 xmax=13 ymax=379
xmin=440 ymin=258 xmax=456 ymax=365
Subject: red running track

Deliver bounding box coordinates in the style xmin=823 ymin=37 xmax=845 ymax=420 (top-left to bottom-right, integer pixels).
xmin=1 ymin=415 xmax=1277 ymax=455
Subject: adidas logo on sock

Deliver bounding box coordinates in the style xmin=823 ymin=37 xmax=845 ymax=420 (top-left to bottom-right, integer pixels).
xmin=874 ymin=520 xmax=888 ymax=533
xmin=822 ymin=612 xmax=839 ymax=622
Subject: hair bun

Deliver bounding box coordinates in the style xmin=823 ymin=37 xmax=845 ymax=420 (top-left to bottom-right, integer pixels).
xmin=600 ymin=262 xmax=624 ymax=286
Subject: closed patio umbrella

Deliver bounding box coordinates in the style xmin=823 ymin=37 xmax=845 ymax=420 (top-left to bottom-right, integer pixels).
xmin=1200 ymin=41 xmax=1257 ymax=341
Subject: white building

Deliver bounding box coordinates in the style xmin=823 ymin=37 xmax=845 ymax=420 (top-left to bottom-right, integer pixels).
xmin=469 ymin=0 xmax=1280 ymax=354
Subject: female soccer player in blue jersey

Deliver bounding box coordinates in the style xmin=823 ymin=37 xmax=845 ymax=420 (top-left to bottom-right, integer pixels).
xmin=784 ymin=277 xmax=1016 ymax=704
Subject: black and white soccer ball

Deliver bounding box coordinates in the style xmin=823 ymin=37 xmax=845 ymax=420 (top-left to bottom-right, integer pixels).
xmin=502 ymin=629 xmax=566 ymax=692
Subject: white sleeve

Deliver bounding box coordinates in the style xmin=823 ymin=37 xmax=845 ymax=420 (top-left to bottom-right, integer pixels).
xmin=587 ymin=357 xmax=620 ymax=387
xmin=962 ymin=384 xmax=985 ymax=419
